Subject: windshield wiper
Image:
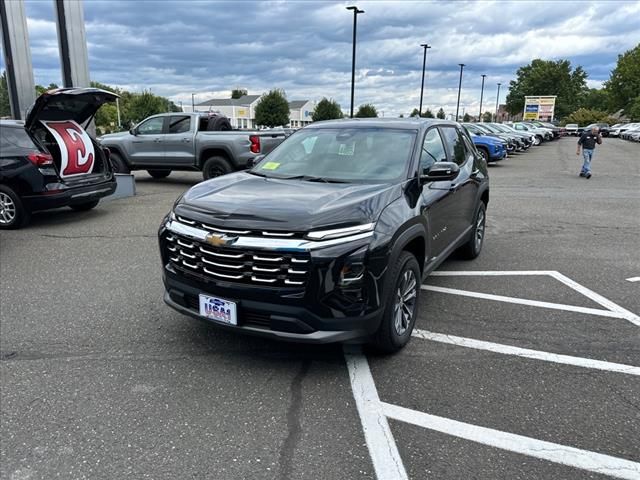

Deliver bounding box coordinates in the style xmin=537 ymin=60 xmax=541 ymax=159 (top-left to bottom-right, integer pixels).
xmin=247 ymin=170 xmax=269 ymax=178
xmin=275 ymin=175 xmax=347 ymax=183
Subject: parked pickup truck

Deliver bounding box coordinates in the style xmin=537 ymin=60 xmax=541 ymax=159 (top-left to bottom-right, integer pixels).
xmin=98 ymin=112 xmax=287 ymax=180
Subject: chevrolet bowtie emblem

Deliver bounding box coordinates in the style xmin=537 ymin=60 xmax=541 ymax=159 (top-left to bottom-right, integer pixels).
xmin=205 ymin=233 xmax=238 ymax=247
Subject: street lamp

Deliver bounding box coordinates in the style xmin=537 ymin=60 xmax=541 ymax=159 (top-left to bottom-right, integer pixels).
xmin=478 ymin=74 xmax=486 ymax=122
xmin=419 ymin=43 xmax=431 ymax=117
xmin=346 ymin=5 xmax=364 ymax=118
xmin=455 ymin=63 xmax=465 ymax=122
xmin=495 ymin=83 xmax=502 ymax=121
xmin=191 ymin=93 xmax=195 ymax=112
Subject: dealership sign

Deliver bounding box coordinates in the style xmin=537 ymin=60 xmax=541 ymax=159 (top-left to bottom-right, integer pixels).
xmin=523 ymin=96 xmax=556 ymax=121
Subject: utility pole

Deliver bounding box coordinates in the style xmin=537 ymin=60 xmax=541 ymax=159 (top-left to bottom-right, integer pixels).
xmin=455 ymin=63 xmax=465 ymax=122
xmin=191 ymin=93 xmax=195 ymax=112
xmin=346 ymin=6 xmax=364 ymax=118
xmin=418 ymin=43 xmax=431 ymax=117
xmin=479 ymin=74 xmax=486 ymax=122
xmin=495 ymin=83 xmax=502 ymax=121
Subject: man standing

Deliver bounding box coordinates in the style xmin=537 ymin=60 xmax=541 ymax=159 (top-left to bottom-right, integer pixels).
xmin=577 ymin=126 xmax=602 ymax=179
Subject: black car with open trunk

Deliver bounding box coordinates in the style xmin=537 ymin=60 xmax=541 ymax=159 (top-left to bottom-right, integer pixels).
xmin=158 ymin=118 xmax=489 ymax=352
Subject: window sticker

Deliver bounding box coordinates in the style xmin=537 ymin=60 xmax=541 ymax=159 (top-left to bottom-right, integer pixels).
xmin=261 ymin=161 xmax=281 ymax=170
xmin=41 ymin=120 xmax=95 ymax=178
xmin=338 ymin=143 xmax=355 ymax=156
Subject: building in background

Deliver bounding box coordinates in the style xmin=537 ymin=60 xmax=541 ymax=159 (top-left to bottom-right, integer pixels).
xmin=193 ymin=95 xmax=316 ymax=128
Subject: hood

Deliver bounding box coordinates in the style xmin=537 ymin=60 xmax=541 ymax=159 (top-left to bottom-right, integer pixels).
xmin=25 ymin=87 xmax=119 ymax=131
xmin=174 ymin=171 xmax=402 ymax=232
xmin=99 ymin=130 xmax=130 ymax=141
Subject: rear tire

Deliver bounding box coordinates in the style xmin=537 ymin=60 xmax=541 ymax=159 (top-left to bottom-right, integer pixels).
xmin=70 ymin=200 xmax=100 ymax=211
xmin=202 ymin=156 xmax=232 ymax=180
xmin=147 ymin=170 xmax=171 ymax=179
xmin=110 ymin=153 xmax=130 ymax=174
xmin=0 ymin=185 xmax=30 ymax=229
xmin=458 ymin=202 xmax=486 ymax=259
xmin=369 ymin=251 xmax=421 ymax=354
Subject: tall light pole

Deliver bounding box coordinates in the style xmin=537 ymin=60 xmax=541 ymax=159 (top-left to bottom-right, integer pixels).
xmin=191 ymin=93 xmax=195 ymax=112
xmin=495 ymin=83 xmax=502 ymax=121
xmin=455 ymin=63 xmax=465 ymax=122
xmin=478 ymin=74 xmax=486 ymax=122
xmin=346 ymin=5 xmax=364 ymax=118
xmin=418 ymin=43 xmax=431 ymax=117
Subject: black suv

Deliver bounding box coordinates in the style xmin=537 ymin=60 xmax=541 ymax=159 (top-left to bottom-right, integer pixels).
xmin=159 ymin=119 xmax=489 ymax=352
xmin=0 ymin=88 xmax=118 ymax=228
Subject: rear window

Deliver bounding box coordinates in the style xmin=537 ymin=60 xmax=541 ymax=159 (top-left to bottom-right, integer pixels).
xmin=0 ymin=126 xmax=37 ymax=151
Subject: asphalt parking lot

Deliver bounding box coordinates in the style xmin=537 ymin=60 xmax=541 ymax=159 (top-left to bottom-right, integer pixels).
xmin=1 ymin=137 xmax=639 ymax=480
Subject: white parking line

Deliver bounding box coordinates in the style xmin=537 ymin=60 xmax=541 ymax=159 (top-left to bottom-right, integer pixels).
xmin=381 ymin=402 xmax=640 ymax=480
xmin=344 ymin=349 xmax=408 ymax=480
xmin=421 ymin=285 xmax=622 ymax=318
xmin=412 ymin=329 xmax=640 ymax=376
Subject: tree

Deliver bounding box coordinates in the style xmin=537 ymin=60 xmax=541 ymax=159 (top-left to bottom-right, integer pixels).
xmin=409 ymin=108 xmax=420 ymax=117
xmin=0 ymin=71 xmax=10 ymax=117
xmin=505 ymin=59 xmax=588 ymax=119
xmin=482 ymin=111 xmax=493 ymax=122
xmin=355 ymin=104 xmax=378 ymax=118
xmin=35 ymin=83 xmax=59 ymax=96
xmin=423 ymin=108 xmax=434 ymax=118
xmin=562 ymin=108 xmax=616 ymax=126
xmin=311 ymin=97 xmax=343 ymax=121
xmin=627 ymin=95 xmax=640 ymax=121
xmin=231 ymin=88 xmax=248 ymax=99
xmin=581 ymin=88 xmax=610 ymax=112
xmin=604 ymin=44 xmax=640 ymax=115
xmin=463 ymin=113 xmax=471 ymax=122
xmin=255 ymin=89 xmax=290 ymax=127
xmin=436 ymin=108 xmax=445 ymax=119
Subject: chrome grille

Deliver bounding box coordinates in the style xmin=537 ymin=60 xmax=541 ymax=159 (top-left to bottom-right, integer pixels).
xmin=164 ymin=232 xmax=310 ymax=287
xmin=176 ymin=215 xmax=303 ymax=239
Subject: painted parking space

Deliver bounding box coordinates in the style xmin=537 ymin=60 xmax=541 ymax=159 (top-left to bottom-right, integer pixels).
xmin=348 ymin=270 xmax=640 ymax=479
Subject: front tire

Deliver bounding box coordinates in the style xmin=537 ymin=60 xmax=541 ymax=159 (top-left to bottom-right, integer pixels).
xmin=110 ymin=153 xmax=130 ymax=174
xmin=202 ymin=156 xmax=232 ymax=180
xmin=534 ymin=135 xmax=542 ymax=146
xmin=458 ymin=202 xmax=486 ymax=259
xmin=369 ymin=251 xmax=421 ymax=354
xmin=147 ymin=170 xmax=171 ymax=179
xmin=69 ymin=200 xmax=100 ymax=211
xmin=0 ymin=185 xmax=30 ymax=229
xmin=477 ymin=147 xmax=490 ymax=163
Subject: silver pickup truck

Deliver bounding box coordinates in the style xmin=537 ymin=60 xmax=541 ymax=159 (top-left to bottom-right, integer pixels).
xmin=98 ymin=112 xmax=286 ymax=179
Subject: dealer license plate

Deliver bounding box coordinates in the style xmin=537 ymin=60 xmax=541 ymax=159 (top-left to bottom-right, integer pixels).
xmin=199 ymin=294 xmax=237 ymax=325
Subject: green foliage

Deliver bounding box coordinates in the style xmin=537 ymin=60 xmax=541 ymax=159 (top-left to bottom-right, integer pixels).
xmin=35 ymin=83 xmax=59 ymax=96
xmin=482 ymin=111 xmax=493 ymax=122
xmin=0 ymin=71 xmax=10 ymax=117
xmin=463 ymin=113 xmax=471 ymax=122
xmin=562 ymin=108 xmax=616 ymax=126
xmin=627 ymin=96 xmax=640 ymax=121
xmin=231 ymin=88 xmax=248 ymax=99
xmin=355 ymin=104 xmax=378 ymax=118
xmin=255 ymin=89 xmax=290 ymax=127
xmin=604 ymin=44 xmax=640 ymax=115
xmin=580 ymin=88 xmax=610 ymax=112
xmin=311 ymin=98 xmax=343 ymax=121
xmin=505 ymin=59 xmax=588 ymax=119
xmin=436 ymin=108 xmax=445 ymax=119
xmin=410 ymin=108 xmax=434 ymax=118
xmin=409 ymin=108 xmax=420 ymax=117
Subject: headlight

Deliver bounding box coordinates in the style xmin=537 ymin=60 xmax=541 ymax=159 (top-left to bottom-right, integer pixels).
xmin=307 ymin=223 xmax=375 ymax=240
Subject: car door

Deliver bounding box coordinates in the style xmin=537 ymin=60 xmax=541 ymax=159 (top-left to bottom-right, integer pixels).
xmin=439 ymin=125 xmax=479 ymax=242
xmin=419 ymin=126 xmax=457 ymax=258
xmin=129 ymin=116 xmax=165 ymax=166
xmin=163 ymin=115 xmax=196 ymax=167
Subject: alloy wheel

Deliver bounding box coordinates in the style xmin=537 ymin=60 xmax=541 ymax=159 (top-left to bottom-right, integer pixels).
xmin=0 ymin=192 xmax=17 ymax=225
xmin=475 ymin=207 xmax=486 ymax=251
xmin=393 ymin=269 xmax=417 ymax=336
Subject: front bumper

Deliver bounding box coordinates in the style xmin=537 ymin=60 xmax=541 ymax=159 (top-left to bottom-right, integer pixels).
xmin=22 ymin=178 xmax=116 ymax=211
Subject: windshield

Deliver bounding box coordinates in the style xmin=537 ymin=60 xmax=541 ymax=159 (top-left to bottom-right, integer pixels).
xmin=251 ymin=127 xmax=417 ymax=183
xmin=479 ymin=124 xmax=501 ymax=134
xmin=491 ymin=124 xmax=511 ymax=133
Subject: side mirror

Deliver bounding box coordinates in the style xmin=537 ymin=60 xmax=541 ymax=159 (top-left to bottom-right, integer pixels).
xmin=129 ymin=128 xmax=138 ymax=136
xmin=246 ymin=154 xmax=265 ymax=169
xmin=420 ymin=162 xmax=460 ymax=183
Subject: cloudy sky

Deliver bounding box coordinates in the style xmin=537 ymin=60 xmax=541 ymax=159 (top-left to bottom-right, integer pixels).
xmin=4 ymin=0 xmax=640 ymax=117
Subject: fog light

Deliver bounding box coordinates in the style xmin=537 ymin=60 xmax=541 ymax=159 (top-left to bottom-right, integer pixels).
xmin=340 ymin=263 xmax=365 ymax=286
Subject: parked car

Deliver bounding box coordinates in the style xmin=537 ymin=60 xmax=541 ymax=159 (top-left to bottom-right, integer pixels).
xmin=480 ymin=123 xmax=530 ymax=150
xmin=621 ymin=124 xmax=640 ymax=141
xmin=527 ymin=121 xmax=561 ymax=138
xmin=583 ymin=123 xmax=610 ymax=137
xmin=0 ymin=88 xmax=117 ymax=229
xmin=158 ymin=118 xmax=489 ymax=353
xmin=511 ymin=122 xmax=552 ymax=143
xmin=468 ymin=133 xmax=507 ymax=162
xmin=99 ymin=112 xmax=287 ymax=180
xmin=490 ymin=123 xmax=536 ymax=147
xmin=565 ymin=124 xmax=580 ymax=136
xmin=611 ymin=123 xmax=638 ymax=138
xmin=462 ymin=123 xmax=516 ymax=153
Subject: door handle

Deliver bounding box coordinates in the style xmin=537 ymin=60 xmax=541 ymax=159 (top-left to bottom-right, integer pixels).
xmin=182 ymin=138 xmax=190 ymax=142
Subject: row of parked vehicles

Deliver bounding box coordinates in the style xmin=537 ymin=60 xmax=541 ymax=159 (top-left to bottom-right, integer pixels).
xmin=611 ymin=123 xmax=640 ymax=142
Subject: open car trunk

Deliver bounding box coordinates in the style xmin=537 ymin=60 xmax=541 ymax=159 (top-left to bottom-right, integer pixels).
xmin=25 ymin=88 xmax=118 ymax=183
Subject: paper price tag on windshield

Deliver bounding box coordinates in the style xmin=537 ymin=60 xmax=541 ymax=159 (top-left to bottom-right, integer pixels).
xmin=338 ymin=143 xmax=355 ymax=156
xmin=41 ymin=120 xmax=95 ymax=178
xmin=262 ymin=162 xmax=280 ymax=170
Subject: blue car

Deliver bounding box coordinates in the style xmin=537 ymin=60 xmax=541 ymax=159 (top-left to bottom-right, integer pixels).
xmin=469 ymin=133 xmax=506 ymax=163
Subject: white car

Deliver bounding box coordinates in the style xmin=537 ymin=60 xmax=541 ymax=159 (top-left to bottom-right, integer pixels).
xmin=621 ymin=124 xmax=640 ymax=141
xmin=511 ymin=122 xmax=553 ymax=144
xmin=611 ymin=123 xmax=638 ymax=138
xmin=565 ymin=123 xmax=579 ymax=136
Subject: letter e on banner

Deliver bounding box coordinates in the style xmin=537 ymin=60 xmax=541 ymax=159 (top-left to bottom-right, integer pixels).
xmin=41 ymin=120 xmax=95 ymax=177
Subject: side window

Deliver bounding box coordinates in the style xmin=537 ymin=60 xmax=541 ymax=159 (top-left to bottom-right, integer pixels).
xmin=137 ymin=117 xmax=164 ymax=135
xmin=168 ymin=116 xmax=190 ymax=134
xmin=420 ymin=128 xmax=447 ymax=171
xmin=440 ymin=127 xmax=467 ymax=165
